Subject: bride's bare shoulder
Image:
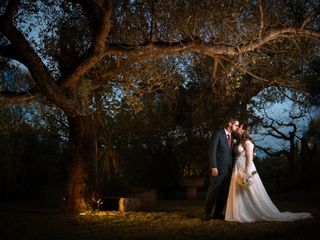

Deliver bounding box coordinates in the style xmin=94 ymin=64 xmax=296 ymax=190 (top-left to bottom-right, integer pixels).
xmin=244 ymin=140 xmax=254 ymax=147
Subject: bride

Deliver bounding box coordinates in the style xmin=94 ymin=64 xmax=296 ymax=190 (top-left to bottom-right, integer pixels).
xmin=225 ymin=125 xmax=313 ymax=222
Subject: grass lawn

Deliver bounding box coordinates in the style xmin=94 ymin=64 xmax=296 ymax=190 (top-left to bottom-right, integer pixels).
xmin=1 ymin=186 xmax=319 ymax=240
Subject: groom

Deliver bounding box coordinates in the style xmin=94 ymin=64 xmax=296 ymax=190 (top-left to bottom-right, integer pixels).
xmin=203 ymin=117 xmax=239 ymax=220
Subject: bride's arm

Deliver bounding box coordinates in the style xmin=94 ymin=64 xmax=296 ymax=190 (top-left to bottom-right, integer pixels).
xmin=244 ymin=140 xmax=254 ymax=173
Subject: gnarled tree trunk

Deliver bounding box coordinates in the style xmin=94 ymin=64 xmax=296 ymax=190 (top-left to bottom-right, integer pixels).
xmin=65 ymin=114 xmax=99 ymax=213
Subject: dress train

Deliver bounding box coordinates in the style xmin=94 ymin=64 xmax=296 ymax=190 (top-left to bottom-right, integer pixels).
xmin=225 ymin=142 xmax=313 ymax=222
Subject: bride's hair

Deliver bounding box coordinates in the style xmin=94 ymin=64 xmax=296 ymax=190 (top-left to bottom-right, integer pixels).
xmin=241 ymin=126 xmax=254 ymax=146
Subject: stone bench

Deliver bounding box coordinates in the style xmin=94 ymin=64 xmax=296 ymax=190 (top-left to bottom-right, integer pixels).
xmin=100 ymin=189 xmax=157 ymax=212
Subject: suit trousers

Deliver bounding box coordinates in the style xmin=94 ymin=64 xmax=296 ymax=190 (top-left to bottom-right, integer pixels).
xmin=204 ymin=170 xmax=232 ymax=218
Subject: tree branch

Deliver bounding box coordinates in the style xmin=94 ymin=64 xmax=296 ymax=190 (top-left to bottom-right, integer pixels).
xmin=300 ymin=4 xmax=320 ymax=29
xmin=0 ymin=17 xmax=82 ymax=115
xmin=60 ymin=24 xmax=320 ymax=89
xmin=222 ymin=57 xmax=271 ymax=83
xmin=3 ymin=0 xmax=21 ymax=20
xmin=0 ymin=44 xmax=24 ymax=62
xmin=60 ymin=0 xmax=112 ymax=88
xmin=262 ymin=111 xmax=290 ymax=140
xmin=75 ymin=0 xmax=100 ymax=29
xmin=211 ymin=57 xmax=219 ymax=90
xmin=267 ymin=128 xmax=289 ymax=140
xmin=258 ymin=0 xmax=265 ymax=39
xmin=0 ymin=90 xmax=44 ymax=106
xmin=240 ymin=28 xmax=320 ymax=53
xmin=255 ymin=144 xmax=288 ymax=157
xmin=93 ymin=0 xmax=112 ymax=53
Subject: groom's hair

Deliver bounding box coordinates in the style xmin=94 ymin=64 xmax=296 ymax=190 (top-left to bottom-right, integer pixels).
xmin=224 ymin=117 xmax=237 ymax=127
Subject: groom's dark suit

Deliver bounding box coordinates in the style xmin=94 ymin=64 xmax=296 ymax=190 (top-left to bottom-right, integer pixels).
xmin=204 ymin=128 xmax=235 ymax=219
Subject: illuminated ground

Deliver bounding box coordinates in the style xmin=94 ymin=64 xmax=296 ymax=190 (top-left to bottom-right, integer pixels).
xmin=1 ymin=185 xmax=319 ymax=240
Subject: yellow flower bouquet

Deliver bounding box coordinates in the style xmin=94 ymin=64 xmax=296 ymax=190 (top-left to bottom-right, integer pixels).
xmin=237 ymin=170 xmax=257 ymax=187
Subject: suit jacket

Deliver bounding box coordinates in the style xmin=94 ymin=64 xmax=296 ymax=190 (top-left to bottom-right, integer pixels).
xmin=209 ymin=128 xmax=235 ymax=175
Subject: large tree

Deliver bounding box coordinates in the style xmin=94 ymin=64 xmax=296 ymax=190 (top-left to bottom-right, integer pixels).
xmin=0 ymin=0 xmax=320 ymax=213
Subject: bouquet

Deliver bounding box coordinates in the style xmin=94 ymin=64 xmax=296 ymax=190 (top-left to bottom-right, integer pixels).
xmin=237 ymin=170 xmax=257 ymax=187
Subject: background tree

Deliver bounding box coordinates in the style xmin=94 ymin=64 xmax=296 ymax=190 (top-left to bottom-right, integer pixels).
xmin=247 ymin=85 xmax=319 ymax=189
xmin=300 ymin=117 xmax=320 ymax=183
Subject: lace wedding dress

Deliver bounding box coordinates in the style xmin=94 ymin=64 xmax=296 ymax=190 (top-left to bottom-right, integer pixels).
xmin=225 ymin=141 xmax=313 ymax=222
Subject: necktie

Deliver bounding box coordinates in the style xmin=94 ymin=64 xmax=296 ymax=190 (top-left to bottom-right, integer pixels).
xmin=227 ymin=134 xmax=231 ymax=149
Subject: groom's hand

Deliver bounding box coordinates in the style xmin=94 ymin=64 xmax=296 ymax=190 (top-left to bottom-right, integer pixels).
xmin=211 ymin=168 xmax=218 ymax=176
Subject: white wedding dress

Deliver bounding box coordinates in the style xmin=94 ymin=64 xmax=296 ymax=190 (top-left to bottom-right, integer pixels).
xmin=225 ymin=140 xmax=313 ymax=222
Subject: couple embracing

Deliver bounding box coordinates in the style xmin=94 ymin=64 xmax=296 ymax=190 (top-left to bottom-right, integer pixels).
xmin=203 ymin=117 xmax=313 ymax=223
